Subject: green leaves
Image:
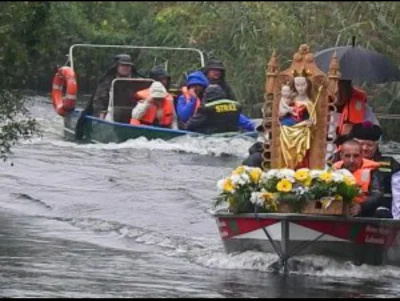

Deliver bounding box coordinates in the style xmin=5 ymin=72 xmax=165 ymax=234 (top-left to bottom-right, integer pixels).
xmin=0 ymin=90 xmax=39 ymax=162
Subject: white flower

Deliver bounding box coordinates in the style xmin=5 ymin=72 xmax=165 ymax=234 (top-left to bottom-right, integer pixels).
xmin=217 ymin=179 xmax=225 ymax=192
xmin=332 ymin=172 xmax=344 ymax=183
xmin=335 ymin=169 xmax=354 ymax=179
xmin=231 ymin=173 xmax=250 ymax=187
xmin=310 ymin=170 xmax=324 ymax=179
xmin=277 ymin=169 xmax=296 ymax=179
xmin=250 ymin=192 xmax=265 ymax=207
xmin=294 ymin=186 xmax=308 ymax=195
xmin=263 ymin=169 xmax=279 ymax=181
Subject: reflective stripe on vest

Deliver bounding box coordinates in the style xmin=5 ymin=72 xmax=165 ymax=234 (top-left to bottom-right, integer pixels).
xmin=338 ymin=87 xmax=367 ymax=135
xmin=333 ymin=158 xmax=380 ymax=203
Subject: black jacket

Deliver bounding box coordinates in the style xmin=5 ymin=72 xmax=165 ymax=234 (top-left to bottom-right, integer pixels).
xmin=359 ymin=169 xmax=385 ymax=217
xmin=186 ymin=99 xmax=241 ymax=134
xmin=372 ymin=150 xmax=400 ymax=210
xmin=202 ymin=58 xmax=237 ymax=101
xmin=242 ymin=141 xmax=271 ymax=169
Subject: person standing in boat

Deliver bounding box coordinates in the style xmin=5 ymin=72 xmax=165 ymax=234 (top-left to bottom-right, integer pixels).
xmin=334 ymin=79 xmax=380 ymax=137
xmin=184 ymin=84 xmax=254 ymax=134
xmin=333 ymin=139 xmax=385 ymax=218
xmin=202 ymin=58 xmax=237 ymax=101
xmin=349 ymin=122 xmax=400 ymax=219
xmin=149 ymin=65 xmax=171 ymax=91
xmin=129 ymin=81 xmax=178 ymax=129
xmin=176 ymin=71 xmax=209 ymax=125
xmin=92 ymin=54 xmax=142 ymax=119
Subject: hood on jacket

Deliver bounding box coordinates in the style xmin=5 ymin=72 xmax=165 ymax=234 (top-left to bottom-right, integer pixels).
xmin=186 ymin=71 xmax=209 ymax=88
xmin=203 ymin=84 xmax=226 ymax=103
xmin=149 ymin=65 xmax=171 ymax=89
xmin=203 ymin=58 xmax=226 ymax=81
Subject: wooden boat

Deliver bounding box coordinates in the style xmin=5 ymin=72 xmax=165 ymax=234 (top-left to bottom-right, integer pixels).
xmin=51 ymin=44 xmax=258 ymax=143
xmin=211 ymin=44 xmax=400 ymax=273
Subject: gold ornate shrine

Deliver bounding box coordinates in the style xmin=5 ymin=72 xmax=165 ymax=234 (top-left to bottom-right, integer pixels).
xmin=261 ymin=44 xmax=340 ymax=170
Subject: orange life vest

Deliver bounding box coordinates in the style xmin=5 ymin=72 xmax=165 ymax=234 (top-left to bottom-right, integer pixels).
xmin=134 ymin=88 xmax=172 ymax=102
xmin=333 ymin=158 xmax=381 ymax=203
xmin=337 ymin=87 xmax=367 ymax=135
xmin=181 ymin=86 xmax=201 ymax=114
xmin=130 ymin=97 xmax=174 ymax=127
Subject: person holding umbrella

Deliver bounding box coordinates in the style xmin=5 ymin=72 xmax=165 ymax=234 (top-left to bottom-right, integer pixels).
xmin=315 ymin=37 xmax=400 ymax=137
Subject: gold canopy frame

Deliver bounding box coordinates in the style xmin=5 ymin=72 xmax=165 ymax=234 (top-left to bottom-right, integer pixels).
xmin=262 ymin=44 xmax=341 ymax=170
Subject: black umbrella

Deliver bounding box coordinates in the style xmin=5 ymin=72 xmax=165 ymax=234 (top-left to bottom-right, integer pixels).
xmin=314 ymin=37 xmax=400 ymax=84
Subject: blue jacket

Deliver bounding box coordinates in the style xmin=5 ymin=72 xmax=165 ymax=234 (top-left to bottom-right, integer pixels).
xmin=238 ymin=114 xmax=255 ymax=131
xmin=177 ymin=71 xmax=209 ymax=123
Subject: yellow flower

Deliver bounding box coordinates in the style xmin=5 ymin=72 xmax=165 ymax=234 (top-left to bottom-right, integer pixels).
xmin=344 ymin=175 xmax=356 ymax=186
xmin=334 ymin=195 xmax=343 ymax=202
xmin=223 ymin=178 xmax=234 ymax=192
xmin=262 ymin=192 xmax=274 ymax=201
xmin=277 ymin=179 xmax=293 ymax=192
xmin=249 ymin=168 xmax=263 ymax=183
xmin=319 ymin=171 xmax=333 ymax=183
xmin=304 ymin=177 xmax=312 ymax=187
xmin=232 ymin=166 xmax=246 ymax=175
xmin=295 ymin=169 xmax=310 ymax=182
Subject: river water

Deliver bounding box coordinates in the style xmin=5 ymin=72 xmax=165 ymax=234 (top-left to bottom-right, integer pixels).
xmin=1 ymin=96 xmax=400 ymax=298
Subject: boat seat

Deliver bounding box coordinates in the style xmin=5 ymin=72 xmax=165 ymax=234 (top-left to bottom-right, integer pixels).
xmin=111 ymin=78 xmax=154 ymax=123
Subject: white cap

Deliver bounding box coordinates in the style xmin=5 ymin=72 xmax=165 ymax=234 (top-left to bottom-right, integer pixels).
xmin=149 ymin=81 xmax=167 ymax=99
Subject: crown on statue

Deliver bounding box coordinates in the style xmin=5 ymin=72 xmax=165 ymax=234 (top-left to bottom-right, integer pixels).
xmin=292 ymin=68 xmax=312 ymax=78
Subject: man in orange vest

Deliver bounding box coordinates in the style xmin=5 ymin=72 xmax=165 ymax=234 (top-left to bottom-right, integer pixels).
xmin=130 ymin=81 xmax=178 ymax=129
xmin=333 ymin=139 xmax=384 ymax=217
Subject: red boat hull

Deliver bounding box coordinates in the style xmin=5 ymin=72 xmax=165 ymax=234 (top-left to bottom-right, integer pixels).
xmin=212 ymin=211 xmax=400 ymax=266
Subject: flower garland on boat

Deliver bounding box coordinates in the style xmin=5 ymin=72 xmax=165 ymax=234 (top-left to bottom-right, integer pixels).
xmin=214 ymin=166 xmax=362 ymax=214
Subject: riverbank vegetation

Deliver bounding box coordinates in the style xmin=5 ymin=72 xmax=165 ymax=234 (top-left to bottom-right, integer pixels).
xmin=1 ymin=1 xmax=400 ymax=156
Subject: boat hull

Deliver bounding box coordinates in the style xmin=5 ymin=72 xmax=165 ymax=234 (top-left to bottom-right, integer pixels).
xmin=63 ymin=110 xmax=258 ymax=143
xmin=212 ymin=211 xmax=400 ymax=266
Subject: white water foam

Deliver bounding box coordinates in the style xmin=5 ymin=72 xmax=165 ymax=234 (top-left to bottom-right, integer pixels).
xmin=20 ymin=135 xmax=254 ymax=158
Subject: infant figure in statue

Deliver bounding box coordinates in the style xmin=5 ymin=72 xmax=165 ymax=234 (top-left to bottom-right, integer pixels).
xmin=279 ymin=69 xmax=317 ymax=169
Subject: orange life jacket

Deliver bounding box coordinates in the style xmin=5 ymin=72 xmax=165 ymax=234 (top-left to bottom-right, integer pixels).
xmin=130 ymin=88 xmax=174 ymax=127
xmin=181 ymin=86 xmax=201 ymax=114
xmin=134 ymin=88 xmax=172 ymax=102
xmin=337 ymin=87 xmax=367 ymax=135
xmin=333 ymin=158 xmax=381 ymax=203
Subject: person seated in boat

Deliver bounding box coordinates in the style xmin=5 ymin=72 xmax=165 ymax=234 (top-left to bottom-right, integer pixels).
xmin=333 ymin=139 xmax=385 ymax=218
xmin=242 ymin=124 xmax=270 ymax=168
xmin=92 ymin=54 xmax=142 ymax=119
xmin=184 ymin=84 xmax=255 ymax=134
xmin=202 ymin=58 xmax=237 ymax=101
xmin=129 ymin=81 xmax=178 ymax=129
xmin=176 ymin=71 xmax=209 ymax=125
xmin=349 ymin=122 xmax=400 ymax=219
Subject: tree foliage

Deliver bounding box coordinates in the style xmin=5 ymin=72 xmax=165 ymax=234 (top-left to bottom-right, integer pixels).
xmin=2 ymin=1 xmax=400 ymax=156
